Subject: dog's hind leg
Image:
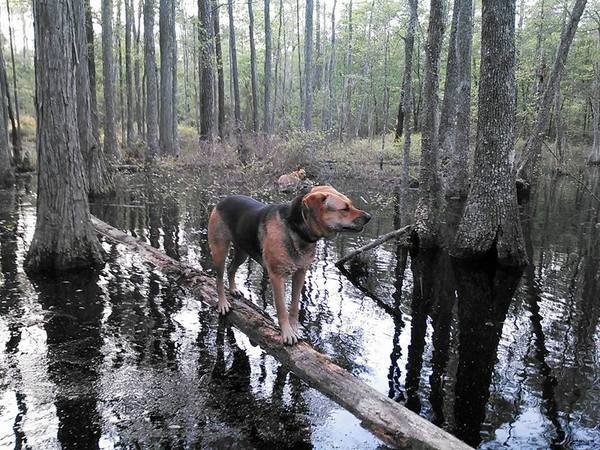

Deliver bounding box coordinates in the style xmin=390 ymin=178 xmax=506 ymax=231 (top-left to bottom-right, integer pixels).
xmin=208 ymin=208 xmax=232 ymax=314
xmin=227 ymin=245 xmax=248 ymax=297
xmin=289 ymin=269 xmax=306 ymax=334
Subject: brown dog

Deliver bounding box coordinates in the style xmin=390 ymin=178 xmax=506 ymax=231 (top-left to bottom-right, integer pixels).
xmin=207 ymin=186 xmax=371 ymax=344
xmin=276 ymin=168 xmax=306 ymax=191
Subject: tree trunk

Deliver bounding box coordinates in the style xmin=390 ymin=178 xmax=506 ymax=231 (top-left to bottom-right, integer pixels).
xmin=272 ymin=0 xmax=284 ymax=131
xmin=227 ymin=0 xmax=241 ymax=133
xmin=247 ymin=0 xmax=259 ymax=133
xmin=314 ymin=0 xmax=321 ymax=92
xmin=26 ymin=0 xmax=105 ymax=272
xmin=303 ymin=0 xmax=313 ymax=130
xmin=452 ymin=0 xmax=528 ymax=267
xmin=199 ymin=0 xmax=215 ymax=140
xmin=296 ymin=0 xmax=303 ymax=117
xmin=0 ymin=44 xmax=13 ymax=187
xmin=144 ymin=0 xmax=160 ymax=158
xmin=516 ymin=0 xmax=587 ymax=194
xmin=588 ymin=25 xmax=600 ymax=165
xmin=439 ymin=0 xmax=472 ymax=199
xmin=117 ymin=0 xmax=126 ymax=147
xmin=413 ymin=0 xmax=446 ymax=248
xmin=171 ymin=0 xmax=179 ymax=154
xmin=213 ymin=0 xmax=225 ymax=140
xmin=264 ymin=0 xmax=273 ymax=134
xmin=159 ymin=0 xmax=177 ymax=155
xmin=5 ymin=0 xmax=22 ymax=165
xmin=134 ymin=0 xmax=143 ymax=139
xmin=339 ymin=0 xmax=353 ymax=141
xmin=85 ymin=0 xmax=100 ymax=143
xmin=102 ymin=0 xmax=120 ymax=160
xmin=125 ymin=0 xmax=135 ymax=147
xmin=74 ymin=0 xmax=112 ymax=195
xmin=401 ymin=0 xmax=418 ymax=190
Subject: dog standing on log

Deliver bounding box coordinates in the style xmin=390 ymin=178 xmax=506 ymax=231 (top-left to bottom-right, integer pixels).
xmin=208 ymin=186 xmax=371 ymax=345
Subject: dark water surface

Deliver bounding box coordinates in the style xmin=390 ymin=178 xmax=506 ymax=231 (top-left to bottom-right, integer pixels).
xmin=0 ymin=170 xmax=599 ymax=449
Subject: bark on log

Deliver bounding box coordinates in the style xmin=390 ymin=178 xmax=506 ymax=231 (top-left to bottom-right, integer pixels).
xmin=335 ymin=225 xmax=413 ymax=267
xmin=91 ymin=215 xmax=470 ymax=450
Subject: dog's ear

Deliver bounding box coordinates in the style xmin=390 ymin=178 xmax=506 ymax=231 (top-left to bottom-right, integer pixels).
xmin=303 ymin=191 xmax=328 ymax=217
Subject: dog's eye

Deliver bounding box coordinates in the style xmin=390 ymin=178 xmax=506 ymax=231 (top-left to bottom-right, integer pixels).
xmin=342 ymin=206 xmax=350 ymax=211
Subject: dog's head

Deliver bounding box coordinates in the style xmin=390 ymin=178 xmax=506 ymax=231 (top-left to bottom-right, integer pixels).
xmin=292 ymin=168 xmax=306 ymax=179
xmin=302 ymin=186 xmax=371 ymax=239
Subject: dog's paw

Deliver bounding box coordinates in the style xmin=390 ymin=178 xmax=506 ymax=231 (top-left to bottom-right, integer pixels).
xmin=229 ymin=287 xmax=243 ymax=298
xmin=217 ymin=299 xmax=231 ymax=315
xmin=280 ymin=323 xmax=301 ymax=346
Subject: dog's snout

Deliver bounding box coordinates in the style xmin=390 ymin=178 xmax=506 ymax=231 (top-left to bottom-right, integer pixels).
xmin=362 ymin=212 xmax=372 ymax=223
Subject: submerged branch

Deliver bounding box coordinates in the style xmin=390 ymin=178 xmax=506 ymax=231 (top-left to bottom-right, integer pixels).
xmin=335 ymin=224 xmax=413 ymax=267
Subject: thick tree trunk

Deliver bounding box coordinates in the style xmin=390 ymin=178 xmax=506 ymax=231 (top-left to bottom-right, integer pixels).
xmin=413 ymin=0 xmax=446 ymax=248
xmin=248 ymin=0 xmax=259 ymax=133
xmin=199 ymin=0 xmax=215 ymax=140
xmin=159 ymin=0 xmax=177 ymax=155
xmin=227 ymin=0 xmax=241 ymax=131
xmin=452 ymin=0 xmax=527 ymax=267
xmin=212 ymin=0 xmax=225 ymax=140
xmin=0 ymin=44 xmax=13 ymax=187
xmin=588 ymin=26 xmax=600 ymax=165
xmin=102 ymin=0 xmax=120 ymax=160
xmin=516 ymin=0 xmax=587 ymax=193
xmin=26 ymin=0 xmax=105 ymax=272
xmin=303 ymin=0 xmax=314 ymax=130
xmin=74 ymin=0 xmax=112 ymax=195
xmin=91 ymin=215 xmax=471 ymax=450
xmin=134 ymin=0 xmax=143 ymax=139
xmin=85 ymin=0 xmax=100 ymax=143
xmin=125 ymin=0 xmax=135 ymax=147
xmin=264 ymin=0 xmax=273 ymax=134
xmin=144 ymin=0 xmax=160 ymax=157
xmin=401 ymin=0 xmax=418 ymax=190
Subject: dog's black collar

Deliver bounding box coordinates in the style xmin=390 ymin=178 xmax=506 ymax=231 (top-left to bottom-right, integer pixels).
xmin=287 ymin=195 xmax=320 ymax=243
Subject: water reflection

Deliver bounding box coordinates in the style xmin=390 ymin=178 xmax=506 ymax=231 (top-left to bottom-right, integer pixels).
xmin=1 ymin=171 xmax=600 ymax=449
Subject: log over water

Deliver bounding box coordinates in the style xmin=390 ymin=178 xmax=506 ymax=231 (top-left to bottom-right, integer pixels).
xmin=91 ymin=215 xmax=471 ymax=450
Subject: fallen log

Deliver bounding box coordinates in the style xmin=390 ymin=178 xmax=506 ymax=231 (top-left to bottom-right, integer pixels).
xmin=91 ymin=215 xmax=470 ymax=450
xmin=336 ymin=224 xmax=413 ymax=268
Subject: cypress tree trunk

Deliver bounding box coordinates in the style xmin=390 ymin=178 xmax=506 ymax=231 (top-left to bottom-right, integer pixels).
xmin=516 ymin=0 xmax=587 ymax=194
xmin=102 ymin=0 xmax=120 ymax=160
xmin=171 ymin=0 xmax=179 ymax=154
xmin=159 ymin=0 xmax=176 ymax=155
xmin=5 ymin=0 xmax=22 ymax=166
xmin=303 ymin=0 xmax=313 ymax=130
xmin=452 ymin=0 xmax=527 ymax=267
xmin=213 ymin=0 xmax=225 ymax=140
xmin=228 ymin=0 xmax=241 ymax=131
xmin=144 ymin=0 xmax=160 ymax=157
xmin=75 ymin=0 xmax=112 ymax=195
xmin=0 ymin=44 xmax=14 ymax=187
xmin=85 ymin=0 xmax=99 ymax=143
xmin=199 ymin=0 xmax=215 ymax=140
xmin=26 ymin=0 xmax=105 ymax=272
xmin=248 ymin=0 xmax=259 ymax=133
xmin=134 ymin=0 xmax=143 ymax=139
xmin=264 ymin=0 xmax=273 ymax=134
xmin=401 ymin=0 xmax=418 ymax=190
xmin=413 ymin=0 xmax=446 ymax=248
xmin=125 ymin=0 xmax=135 ymax=147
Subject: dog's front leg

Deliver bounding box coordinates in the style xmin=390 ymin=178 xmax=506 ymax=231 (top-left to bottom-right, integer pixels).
xmin=269 ymin=271 xmax=300 ymax=345
xmin=289 ymin=269 xmax=306 ymax=335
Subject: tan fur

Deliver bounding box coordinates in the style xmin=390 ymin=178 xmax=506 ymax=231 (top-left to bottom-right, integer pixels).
xmin=276 ymin=168 xmax=307 ymax=191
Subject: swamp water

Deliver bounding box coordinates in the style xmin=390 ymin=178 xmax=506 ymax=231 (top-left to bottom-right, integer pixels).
xmin=0 ymin=170 xmax=599 ymax=449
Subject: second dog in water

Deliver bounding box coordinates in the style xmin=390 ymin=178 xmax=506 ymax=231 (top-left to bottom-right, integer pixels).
xmin=208 ymin=186 xmax=371 ymax=345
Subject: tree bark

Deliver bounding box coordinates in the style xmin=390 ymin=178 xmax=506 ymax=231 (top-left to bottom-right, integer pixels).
xmin=199 ymin=0 xmax=215 ymax=140
xmin=75 ymin=0 xmax=112 ymax=195
xmin=102 ymin=0 xmax=120 ymax=160
xmin=26 ymin=0 xmax=105 ymax=272
xmin=303 ymin=0 xmax=314 ymax=130
xmin=452 ymin=0 xmax=528 ymax=267
xmin=588 ymin=23 xmax=600 ymax=165
xmin=248 ymin=0 xmax=259 ymax=133
xmin=213 ymin=0 xmax=225 ymax=140
xmin=159 ymin=0 xmax=177 ymax=155
xmin=413 ymin=0 xmax=446 ymax=248
xmin=325 ymin=0 xmax=337 ymax=131
xmin=0 ymin=44 xmax=13 ymax=187
xmin=85 ymin=0 xmax=100 ymax=143
xmin=227 ymin=0 xmax=241 ymax=131
xmin=134 ymin=0 xmax=143 ymax=139
xmin=125 ymin=0 xmax=135 ymax=147
xmin=144 ymin=0 xmax=160 ymax=158
xmin=264 ymin=0 xmax=273 ymax=134
xmin=516 ymin=0 xmax=587 ymax=193
xmin=401 ymin=0 xmax=418 ymax=191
